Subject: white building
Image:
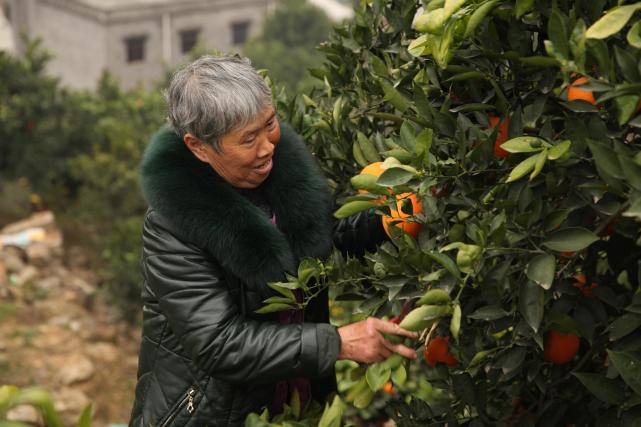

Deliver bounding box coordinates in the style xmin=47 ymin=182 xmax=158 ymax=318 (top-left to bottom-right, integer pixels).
xmin=3 ymin=0 xmax=278 ymax=89
xmin=2 ymin=0 xmax=353 ymax=90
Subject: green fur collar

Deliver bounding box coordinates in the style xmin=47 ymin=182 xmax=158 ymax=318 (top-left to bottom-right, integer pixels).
xmin=139 ymin=123 xmax=333 ymax=290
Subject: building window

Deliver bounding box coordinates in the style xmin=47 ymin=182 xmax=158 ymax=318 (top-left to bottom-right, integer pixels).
xmin=231 ymin=21 xmax=250 ymax=46
xmin=125 ymin=35 xmax=147 ymax=63
xmin=180 ymin=28 xmax=200 ymax=54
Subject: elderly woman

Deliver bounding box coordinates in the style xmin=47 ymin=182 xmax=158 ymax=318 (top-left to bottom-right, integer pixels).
xmin=128 ymin=55 xmax=416 ymax=427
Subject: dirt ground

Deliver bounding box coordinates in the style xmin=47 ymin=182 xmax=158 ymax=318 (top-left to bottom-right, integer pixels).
xmin=0 ymin=239 xmax=142 ymax=427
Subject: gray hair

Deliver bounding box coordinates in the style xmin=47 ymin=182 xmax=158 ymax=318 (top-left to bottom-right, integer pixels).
xmin=166 ymin=55 xmax=273 ymax=150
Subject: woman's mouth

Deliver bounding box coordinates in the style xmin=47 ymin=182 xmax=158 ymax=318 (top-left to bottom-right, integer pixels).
xmin=254 ymin=158 xmax=273 ymax=174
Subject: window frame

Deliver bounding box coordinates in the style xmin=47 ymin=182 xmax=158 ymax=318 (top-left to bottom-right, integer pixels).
xmin=124 ymin=35 xmax=148 ymax=63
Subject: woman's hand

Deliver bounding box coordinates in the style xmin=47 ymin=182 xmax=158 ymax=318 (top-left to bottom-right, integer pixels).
xmin=337 ymin=317 xmax=418 ymax=364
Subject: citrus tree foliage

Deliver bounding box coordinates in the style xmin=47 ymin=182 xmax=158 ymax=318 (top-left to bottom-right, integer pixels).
xmin=256 ymin=0 xmax=641 ymax=425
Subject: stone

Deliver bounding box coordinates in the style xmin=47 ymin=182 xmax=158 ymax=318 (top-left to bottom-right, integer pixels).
xmin=25 ymin=242 xmax=53 ymax=266
xmin=53 ymin=387 xmax=90 ymax=415
xmin=1 ymin=247 xmax=25 ymax=273
xmin=35 ymin=276 xmax=62 ymax=292
xmin=86 ymin=342 xmax=120 ymax=363
xmin=58 ymin=355 xmax=95 ymax=385
xmin=6 ymin=404 xmax=41 ymax=424
xmin=14 ymin=265 xmax=38 ymax=287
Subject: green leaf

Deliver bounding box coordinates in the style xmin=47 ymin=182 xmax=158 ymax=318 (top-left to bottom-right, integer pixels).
xmin=377 ymin=167 xmax=416 ymax=186
xmin=573 ymin=373 xmax=626 ymax=405
xmin=627 ymin=20 xmax=641 ymax=48
xmin=444 ymin=0 xmax=466 ymax=20
xmin=416 ymin=128 xmax=433 ymax=165
xmin=298 ymin=258 xmax=322 ymax=287
xmin=515 ymin=0 xmax=534 ymax=18
xmin=353 ymin=386 xmax=376 ymax=409
xmin=290 ymin=388 xmax=301 ymax=420
xmin=357 ymin=131 xmax=381 ymax=163
xmin=267 ymin=283 xmax=297 ymax=300
xmin=519 ymin=281 xmax=544 ymax=332
xmin=547 ymin=140 xmax=571 ymax=160
xmin=586 ymin=4 xmax=641 ymax=39
xmin=416 ymin=289 xmax=451 ymax=306
xmin=255 ymin=303 xmax=296 ymax=314
xmin=608 ymin=350 xmax=641 ymax=395
xmin=263 ymin=296 xmax=295 ymax=304
xmin=379 ymin=79 xmax=411 ymax=112
xmin=529 ymin=148 xmax=548 ymax=181
xmin=543 ymin=227 xmax=599 ymax=252
xmin=424 ymin=250 xmax=461 ymax=280
xmin=334 ymin=200 xmax=379 ymax=219
xmin=399 ymin=121 xmax=417 ymax=151
xmin=391 ymin=364 xmax=407 ymax=386
xmin=506 ymin=154 xmax=539 ymax=183
xmin=366 ymin=364 xmax=392 ymax=392
xmin=75 ymin=404 xmax=92 ymax=427
xmin=588 ymin=140 xmax=624 ymax=179
xmin=467 ymin=305 xmax=508 ymax=321
xmin=526 ymin=254 xmax=556 ymax=290
xmin=318 ymin=395 xmax=345 ymax=427
xmin=450 ymin=304 xmax=462 ymax=341
xmin=398 ymin=305 xmax=453 ymax=331
xmin=500 ymin=136 xmax=548 ymax=153
xmin=548 ymin=8 xmax=569 ymax=58
xmin=615 ymin=95 xmax=640 ymax=126
xmin=609 ymin=313 xmax=641 ymax=341
xmin=415 ymin=8 xmax=446 ymax=34
xmin=465 ymin=0 xmax=498 ymax=38
xmin=519 ymin=56 xmax=561 ymax=67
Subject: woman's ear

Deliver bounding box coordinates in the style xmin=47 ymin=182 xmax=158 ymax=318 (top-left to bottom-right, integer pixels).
xmin=183 ymin=133 xmax=210 ymax=163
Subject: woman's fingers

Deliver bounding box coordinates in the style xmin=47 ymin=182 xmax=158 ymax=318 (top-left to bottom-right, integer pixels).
xmin=381 ymin=338 xmax=417 ymax=359
xmin=376 ymin=318 xmax=419 ymax=339
xmin=337 ymin=317 xmax=419 ymax=363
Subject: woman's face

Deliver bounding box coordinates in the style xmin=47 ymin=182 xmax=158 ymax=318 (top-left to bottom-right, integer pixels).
xmin=185 ymin=106 xmax=281 ymax=188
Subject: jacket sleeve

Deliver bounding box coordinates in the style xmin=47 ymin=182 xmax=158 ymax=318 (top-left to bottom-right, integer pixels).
xmin=332 ymin=208 xmax=388 ymax=258
xmin=142 ymin=211 xmax=341 ymax=385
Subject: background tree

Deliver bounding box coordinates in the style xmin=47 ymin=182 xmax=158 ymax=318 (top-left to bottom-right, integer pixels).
xmin=244 ymin=0 xmax=333 ymax=95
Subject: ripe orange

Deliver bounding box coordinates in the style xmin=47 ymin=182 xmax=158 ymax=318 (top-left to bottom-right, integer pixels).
xmin=382 ymin=381 xmax=394 ymax=395
xmin=544 ymin=330 xmax=580 ymax=364
xmin=572 ymin=273 xmax=598 ymax=298
xmin=423 ymin=336 xmax=457 ymax=368
xmin=382 ymin=192 xmax=423 ymax=238
xmin=488 ymin=114 xmax=510 ymax=157
xmin=567 ymin=76 xmax=596 ymax=105
xmin=360 ymin=161 xmax=386 ymax=178
xmin=357 ymin=162 xmax=388 ymax=203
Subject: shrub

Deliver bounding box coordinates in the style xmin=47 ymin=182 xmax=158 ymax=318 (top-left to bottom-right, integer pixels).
xmin=263 ymin=0 xmax=641 ymax=425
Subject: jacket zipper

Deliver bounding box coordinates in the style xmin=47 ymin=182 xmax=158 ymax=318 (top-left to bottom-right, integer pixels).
xmin=160 ymin=387 xmax=197 ymax=427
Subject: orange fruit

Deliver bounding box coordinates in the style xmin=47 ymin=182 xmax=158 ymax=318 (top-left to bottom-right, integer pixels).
xmin=559 ymin=251 xmax=576 ymax=259
xmin=360 ymin=161 xmax=386 ymax=178
xmin=382 ymin=381 xmax=394 ymax=395
xmin=573 ymin=273 xmax=586 ymax=286
xmin=357 ymin=162 xmax=388 ymax=203
xmin=567 ymin=76 xmax=596 ymax=105
xmin=423 ymin=336 xmax=457 ymax=368
xmin=488 ymin=114 xmax=510 ymax=157
xmin=382 ymin=192 xmax=423 ymax=238
xmin=544 ymin=330 xmax=580 ymax=364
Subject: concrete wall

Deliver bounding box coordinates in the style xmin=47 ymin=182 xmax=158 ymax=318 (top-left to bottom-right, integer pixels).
xmin=26 ymin=1 xmax=106 ymax=89
xmin=106 ymin=17 xmax=164 ymax=88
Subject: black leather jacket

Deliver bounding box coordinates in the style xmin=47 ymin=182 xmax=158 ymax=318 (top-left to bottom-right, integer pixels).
xmin=128 ymin=124 xmax=385 ymax=427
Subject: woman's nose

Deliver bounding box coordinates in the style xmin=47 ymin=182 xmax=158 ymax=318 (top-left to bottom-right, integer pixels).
xmin=257 ymin=133 xmax=275 ymax=157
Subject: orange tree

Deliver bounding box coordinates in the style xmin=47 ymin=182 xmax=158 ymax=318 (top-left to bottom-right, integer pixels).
xmin=249 ymin=0 xmax=641 ymax=425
